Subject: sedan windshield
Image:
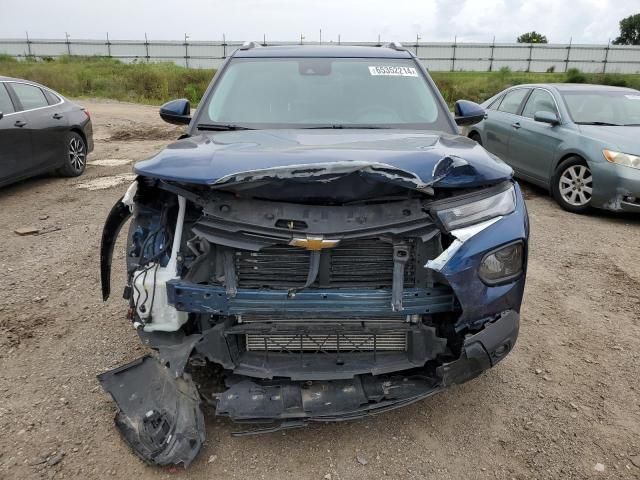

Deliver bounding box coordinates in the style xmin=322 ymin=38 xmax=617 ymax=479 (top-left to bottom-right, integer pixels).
xmin=561 ymin=90 xmax=640 ymax=126
xmin=196 ymin=57 xmax=453 ymax=131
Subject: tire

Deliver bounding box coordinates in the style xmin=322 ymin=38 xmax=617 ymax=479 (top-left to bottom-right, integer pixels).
xmin=57 ymin=131 xmax=87 ymax=177
xmin=551 ymin=156 xmax=593 ymax=214
xmin=469 ymin=132 xmax=483 ymax=146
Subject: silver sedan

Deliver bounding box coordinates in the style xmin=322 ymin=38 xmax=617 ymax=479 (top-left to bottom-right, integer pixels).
xmin=466 ymin=83 xmax=640 ymax=213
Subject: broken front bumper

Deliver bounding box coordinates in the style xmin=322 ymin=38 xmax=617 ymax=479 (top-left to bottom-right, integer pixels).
xmin=98 ymin=310 xmax=518 ymax=463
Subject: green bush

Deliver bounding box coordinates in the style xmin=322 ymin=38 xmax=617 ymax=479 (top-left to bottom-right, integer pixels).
xmin=565 ymin=68 xmax=587 ymax=83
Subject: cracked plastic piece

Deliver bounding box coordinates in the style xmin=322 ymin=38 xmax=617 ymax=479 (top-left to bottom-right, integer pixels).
xmin=100 ymin=195 xmax=132 ymax=301
xmin=97 ymin=356 xmax=205 ymax=467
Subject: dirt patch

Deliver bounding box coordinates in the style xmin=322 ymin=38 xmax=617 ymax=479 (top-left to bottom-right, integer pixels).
xmin=74 ymin=173 xmax=137 ymax=191
xmin=108 ymin=124 xmax=183 ymax=141
xmin=0 ymin=100 xmax=639 ymax=480
xmin=88 ymin=159 xmax=131 ymax=167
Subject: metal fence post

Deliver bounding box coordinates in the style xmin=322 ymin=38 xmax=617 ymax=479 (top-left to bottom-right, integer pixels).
xmin=25 ymin=31 xmax=32 ymax=57
xmin=603 ymin=38 xmax=610 ymax=73
xmin=184 ymin=33 xmax=189 ymax=68
xmin=144 ymin=33 xmax=150 ymax=62
xmin=527 ymin=43 xmax=533 ymax=72
xmin=451 ymin=37 xmax=457 ymax=72
xmin=222 ymin=34 xmax=227 ymax=59
xmin=106 ymin=32 xmax=111 ymax=57
xmin=489 ymin=36 xmax=495 ymax=72
xmin=564 ymin=37 xmax=572 ymax=72
xmin=65 ymin=32 xmax=71 ymax=55
xmin=415 ymin=34 xmax=420 ymax=56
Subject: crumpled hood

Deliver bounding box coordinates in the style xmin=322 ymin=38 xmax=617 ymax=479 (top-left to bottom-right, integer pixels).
xmin=134 ymin=129 xmax=513 ymax=189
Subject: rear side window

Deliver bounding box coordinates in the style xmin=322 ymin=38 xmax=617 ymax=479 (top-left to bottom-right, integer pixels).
xmin=522 ymin=89 xmax=557 ymax=119
xmin=44 ymin=90 xmax=61 ymax=105
xmin=487 ymin=94 xmax=504 ymax=110
xmin=11 ymin=83 xmax=49 ymax=111
xmin=497 ymin=89 xmax=530 ymax=115
xmin=0 ymin=83 xmax=15 ymax=114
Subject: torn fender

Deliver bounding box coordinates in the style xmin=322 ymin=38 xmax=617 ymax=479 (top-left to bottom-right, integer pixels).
xmin=100 ymin=194 xmax=132 ymax=301
xmin=97 ymin=356 xmax=205 ymax=467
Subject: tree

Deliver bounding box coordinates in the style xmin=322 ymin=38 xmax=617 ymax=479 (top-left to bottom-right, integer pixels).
xmin=613 ymin=13 xmax=640 ymax=45
xmin=517 ymin=31 xmax=548 ymax=44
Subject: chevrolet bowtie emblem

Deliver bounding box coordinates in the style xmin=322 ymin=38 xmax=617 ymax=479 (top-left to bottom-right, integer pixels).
xmin=289 ymin=236 xmax=340 ymax=251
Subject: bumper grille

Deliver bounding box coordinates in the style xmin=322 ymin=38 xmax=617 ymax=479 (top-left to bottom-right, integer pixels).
xmin=236 ymin=239 xmax=415 ymax=289
xmin=245 ymin=332 xmax=408 ymax=352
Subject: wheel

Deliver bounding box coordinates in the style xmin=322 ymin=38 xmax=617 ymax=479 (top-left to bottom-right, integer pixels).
xmin=469 ymin=132 xmax=482 ymax=145
xmin=57 ymin=131 xmax=87 ymax=177
xmin=551 ymin=156 xmax=593 ymax=213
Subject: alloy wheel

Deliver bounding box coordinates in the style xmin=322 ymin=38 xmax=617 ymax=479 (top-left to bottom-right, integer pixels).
xmin=559 ymin=164 xmax=592 ymax=207
xmin=69 ymin=137 xmax=86 ymax=171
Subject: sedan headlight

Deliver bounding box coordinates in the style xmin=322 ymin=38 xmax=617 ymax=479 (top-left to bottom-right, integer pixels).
xmin=603 ymin=149 xmax=640 ymax=170
xmin=434 ymin=185 xmax=516 ymax=231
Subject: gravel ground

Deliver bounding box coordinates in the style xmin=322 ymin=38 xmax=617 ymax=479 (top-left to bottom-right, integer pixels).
xmin=0 ymin=100 xmax=639 ymax=480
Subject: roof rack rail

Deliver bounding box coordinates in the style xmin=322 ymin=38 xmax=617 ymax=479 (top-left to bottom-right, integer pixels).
xmin=382 ymin=42 xmax=405 ymax=51
xmin=240 ymin=41 xmax=263 ymax=50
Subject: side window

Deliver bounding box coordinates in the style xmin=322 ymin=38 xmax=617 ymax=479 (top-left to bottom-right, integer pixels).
xmin=497 ymin=89 xmax=530 ymax=115
xmin=487 ymin=94 xmax=504 ymax=111
xmin=0 ymin=84 xmax=15 ymax=114
xmin=522 ymin=89 xmax=557 ymax=119
xmin=11 ymin=83 xmax=49 ymax=111
xmin=44 ymin=90 xmax=61 ymax=105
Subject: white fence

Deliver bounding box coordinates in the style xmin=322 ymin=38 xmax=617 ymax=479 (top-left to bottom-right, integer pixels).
xmin=1 ymin=38 xmax=640 ymax=73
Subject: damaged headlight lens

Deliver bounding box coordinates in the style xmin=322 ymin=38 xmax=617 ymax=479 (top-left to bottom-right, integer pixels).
xmin=603 ymin=149 xmax=640 ymax=170
xmin=435 ymin=185 xmax=516 ymax=231
xmin=479 ymin=241 xmax=524 ymax=284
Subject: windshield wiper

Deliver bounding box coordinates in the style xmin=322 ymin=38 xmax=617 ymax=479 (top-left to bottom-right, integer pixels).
xmin=300 ymin=125 xmax=392 ymax=129
xmin=196 ymin=123 xmax=255 ymax=131
xmin=575 ymin=121 xmax=623 ymax=126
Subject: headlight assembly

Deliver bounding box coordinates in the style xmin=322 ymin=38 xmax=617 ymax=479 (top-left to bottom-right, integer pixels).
xmin=479 ymin=241 xmax=525 ymax=284
xmin=433 ymin=184 xmax=516 ymax=231
xmin=603 ymin=149 xmax=640 ymax=170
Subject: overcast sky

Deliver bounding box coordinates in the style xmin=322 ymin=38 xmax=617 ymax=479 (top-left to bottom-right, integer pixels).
xmin=0 ymin=0 xmax=636 ymax=44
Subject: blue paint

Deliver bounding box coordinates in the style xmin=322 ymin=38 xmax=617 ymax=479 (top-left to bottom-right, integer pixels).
xmin=134 ymin=130 xmax=513 ymax=188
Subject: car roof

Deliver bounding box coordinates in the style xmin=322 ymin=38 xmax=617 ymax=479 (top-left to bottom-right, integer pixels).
xmin=510 ymin=83 xmax=638 ymax=93
xmin=232 ymin=44 xmax=413 ymax=59
xmin=0 ymin=75 xmax=24 ymax=82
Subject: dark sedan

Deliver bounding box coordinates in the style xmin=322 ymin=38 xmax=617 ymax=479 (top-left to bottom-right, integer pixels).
xmin=0 ymin=76 xmax=93 ymax=187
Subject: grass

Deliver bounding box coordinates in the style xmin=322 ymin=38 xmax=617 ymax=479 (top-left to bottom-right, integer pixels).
xmin=0 ymin=55 xmax=212 ymax=104
xmin=1 ymin=56 xmax=639 ymax=107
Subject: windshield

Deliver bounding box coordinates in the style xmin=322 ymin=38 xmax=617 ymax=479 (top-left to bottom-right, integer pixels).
xmin=196 ymin=57 xmax=453 ymax=131
xmin=561 ymin=90 xmax=640 ymax=126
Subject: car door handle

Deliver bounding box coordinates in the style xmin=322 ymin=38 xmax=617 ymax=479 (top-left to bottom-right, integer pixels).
xmin=511 ymin=122 xmax=521 ymax=129
xmin=14 ymin=120 xmax=27 ymax=127
xmin=53 ymin=113 xmax=64 ymax=120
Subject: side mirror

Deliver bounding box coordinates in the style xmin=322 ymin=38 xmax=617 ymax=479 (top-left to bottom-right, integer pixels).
xmin=159 ymin=99 xmax=191 ymax=125
xmin=454 ymin=100 xmax=485 ymax=126
xmin=534 ymin=111 xmax=559 ymax=125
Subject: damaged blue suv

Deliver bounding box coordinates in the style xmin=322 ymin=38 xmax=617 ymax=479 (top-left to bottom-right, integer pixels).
xmin=99 ymin=43 xmax=529 ymax=467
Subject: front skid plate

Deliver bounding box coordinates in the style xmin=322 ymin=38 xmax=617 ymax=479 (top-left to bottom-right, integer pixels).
xmin=97 ymin=356 xmax=205 ymax=467
xmin=216 ymin=375 xmax=441 ymax=424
